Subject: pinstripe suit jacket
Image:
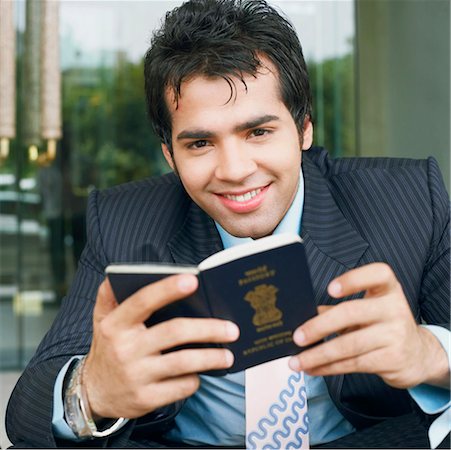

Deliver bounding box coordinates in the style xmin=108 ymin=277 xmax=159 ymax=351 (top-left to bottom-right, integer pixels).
xmin=6 ymin=147 xmax=450 ymax=448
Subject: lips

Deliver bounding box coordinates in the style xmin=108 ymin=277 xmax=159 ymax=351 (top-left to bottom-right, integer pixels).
xmin=216 ymin=184 xmax=270 ymax=213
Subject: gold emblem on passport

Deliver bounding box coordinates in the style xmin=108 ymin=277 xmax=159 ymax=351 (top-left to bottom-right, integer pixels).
xmin=244 ymin=284 xmax=282 ymax=327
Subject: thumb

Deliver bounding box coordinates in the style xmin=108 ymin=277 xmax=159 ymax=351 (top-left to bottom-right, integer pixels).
xmin=94 ymin=278 xmax=118 ymax=324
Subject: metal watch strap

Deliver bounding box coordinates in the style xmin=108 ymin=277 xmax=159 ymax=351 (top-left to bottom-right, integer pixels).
xmin=63 ymin=356 xmax=126 ymax=439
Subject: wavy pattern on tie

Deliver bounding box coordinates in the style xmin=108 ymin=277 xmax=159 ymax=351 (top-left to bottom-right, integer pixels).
xmin=247 ymin=371 xmax=309 ymax=449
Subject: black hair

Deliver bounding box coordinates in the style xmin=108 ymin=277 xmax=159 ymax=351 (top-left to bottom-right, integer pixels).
xmin=144 ymin=0 xmax=312 ymax=151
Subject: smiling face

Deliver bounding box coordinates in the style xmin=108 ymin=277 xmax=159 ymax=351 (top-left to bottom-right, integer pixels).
xmin=162 ymin=61 xmax=313 ymax=239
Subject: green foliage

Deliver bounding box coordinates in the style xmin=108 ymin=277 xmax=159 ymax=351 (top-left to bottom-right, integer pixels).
xmin=62 ymin=58 xmax=165 ymax=190
xmin=308 ymin=53 xmax=356 ymax=157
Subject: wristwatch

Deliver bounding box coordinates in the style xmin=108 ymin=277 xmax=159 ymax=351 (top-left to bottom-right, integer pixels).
xmin=64 ymin=356 xmax=126 ymax=439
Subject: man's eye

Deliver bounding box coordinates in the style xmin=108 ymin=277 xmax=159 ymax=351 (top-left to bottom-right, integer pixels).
xmin=188 ymin=140 xmax=209 ymax=149
xmin=251 ymin=128 xmax=270 ymax=137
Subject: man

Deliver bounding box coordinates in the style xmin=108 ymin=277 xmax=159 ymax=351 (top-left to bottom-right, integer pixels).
xmin=6 ymin=0 xmax=450 ymax=448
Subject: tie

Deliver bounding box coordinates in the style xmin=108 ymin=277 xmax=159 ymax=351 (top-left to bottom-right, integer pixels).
xmin=245 ymin=356 xmax=309 ymax=449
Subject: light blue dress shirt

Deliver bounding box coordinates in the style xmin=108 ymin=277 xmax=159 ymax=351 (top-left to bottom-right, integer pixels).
xmin=53 ymin=170 xmax=450 ymax=447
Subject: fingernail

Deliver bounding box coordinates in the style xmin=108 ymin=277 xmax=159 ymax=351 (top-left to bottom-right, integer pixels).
xmin=226 ymin=322 xmax=240 ymax=340
xmin=225 ymin=350 xmax=234 ymax=367
xmin=293 ymin=328 xmax=306 ymax=345
xmin=177 ymin=275 xmax=197 ymax=292
xmin=289 ymin=356 xmax=301 ymax=371
xmin=328 ymin=280 xmax=342 ymax=297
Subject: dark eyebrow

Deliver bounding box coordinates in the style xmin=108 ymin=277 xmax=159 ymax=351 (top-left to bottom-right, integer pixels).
xmin=176 ymin=114 xmax=280 ymax=141
xmin=176 ymin=130 xmax=215 ymax=141
xmin=234 ymin=114 xmax=280 ymax=133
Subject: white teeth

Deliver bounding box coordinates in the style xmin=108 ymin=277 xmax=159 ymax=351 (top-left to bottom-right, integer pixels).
xmin=224 ymin=188 xmax=262 ymax=202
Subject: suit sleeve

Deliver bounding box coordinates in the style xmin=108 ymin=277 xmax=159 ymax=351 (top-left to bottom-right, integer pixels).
xmin=5 ymin=191 xmax=111 ymax=447
xmin=6 ymin=188 xmax=183 ymax=447
xmin=418 ymin=157 xmax=450 ymax=327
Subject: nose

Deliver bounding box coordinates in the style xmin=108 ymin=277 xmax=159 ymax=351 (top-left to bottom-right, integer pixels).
xmin=214 ymin=142 xmax=258 ymax=183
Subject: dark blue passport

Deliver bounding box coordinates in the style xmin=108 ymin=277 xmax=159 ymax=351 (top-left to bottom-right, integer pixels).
xmin=106 ymin=233 xmax=317 ymax=375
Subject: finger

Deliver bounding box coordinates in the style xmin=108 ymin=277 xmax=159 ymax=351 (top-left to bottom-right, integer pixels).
xmin=139 ymin=375 xmax=201 ymax=415
xmin=292 ymin=324 xmax=387 ymax=371
xmin=148 ymin=348 xmax=234 ymax=380
xmin=294 ymin=347 xmax=388 ymax=378
xmin=315 ymin=305 xmax=360 ymax=335
xmin=293 ymin=299 xmax=387 ymax=346
xmin=328 ymin=263 xmax=400 ymax=299
xmin=94 ymin=279 xmax=119 ymax=325
xmin=119 ymin=374 xmax=201 ymax=418
xmin=144 ymin=318 xmax=240 ymax=354
xmin=107 ymin=274 xmax=198 ymax=329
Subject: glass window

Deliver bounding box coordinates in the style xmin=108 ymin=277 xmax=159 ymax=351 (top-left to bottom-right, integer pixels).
xmin=274 ymin=1 xmax=356 ymax=155
xmin=1 ymin=0 xmax=356 ymax=371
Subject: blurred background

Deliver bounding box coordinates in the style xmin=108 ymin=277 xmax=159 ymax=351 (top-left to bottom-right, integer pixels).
xmin=0 ymin=0 xmax=449 ymax=445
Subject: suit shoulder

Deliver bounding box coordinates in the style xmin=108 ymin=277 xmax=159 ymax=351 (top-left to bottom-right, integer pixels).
xmin=88 ymin=172 xmax=190 ymax=222
xmin=85 ymin=172 xmax=192 ymax=262
xmin=306 ymin=148 xmax=449 ymax=223
xmin=98 ymin=171 xmax=182 ymax=197
xmin=96 ymin=172 xmax=186 ymax=204
xmin=306 ymin=146 xmax=430 ymax=179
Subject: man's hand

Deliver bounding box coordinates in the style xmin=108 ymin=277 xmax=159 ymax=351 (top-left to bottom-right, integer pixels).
xmin=289 ymin=263 xmax=450 ymax=389
xmin=83 ymin=274 xmax=239 ymax=420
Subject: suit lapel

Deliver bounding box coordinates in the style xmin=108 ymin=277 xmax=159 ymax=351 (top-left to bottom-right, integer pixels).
xmin=167 ymin=200 xmax=223 ymax=266
xmin=301 ymin=152 xmax=369 ymax=306
xmin=302 ymin=153 xmax=369 ymax=270
xmin=301 ymin=151 xmax=370 ymax=415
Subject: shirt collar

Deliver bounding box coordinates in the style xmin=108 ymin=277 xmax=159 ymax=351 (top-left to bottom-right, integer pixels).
xmin=215 ymin=168 xmax=305 ymax=249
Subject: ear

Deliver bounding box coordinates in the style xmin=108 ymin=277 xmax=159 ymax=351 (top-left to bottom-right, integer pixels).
xmin=301 ymin=118 xmax=313 ymax=150
xmin=161 ymin=143 xmax=175 ymax=171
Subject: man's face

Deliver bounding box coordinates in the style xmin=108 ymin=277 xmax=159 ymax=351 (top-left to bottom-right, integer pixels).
xmin=162 ymin=62 xmax=313 ymax=239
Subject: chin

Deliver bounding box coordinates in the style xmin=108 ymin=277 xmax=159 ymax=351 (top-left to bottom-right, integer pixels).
xmin=222 ymin=223 xmax=276 ymax=239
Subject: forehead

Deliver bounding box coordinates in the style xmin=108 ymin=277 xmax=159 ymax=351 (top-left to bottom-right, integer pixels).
xmin=167 ymin=55 xmax=282 ymax=104
xmin=164 ymin=63 xmax=286 ymax=131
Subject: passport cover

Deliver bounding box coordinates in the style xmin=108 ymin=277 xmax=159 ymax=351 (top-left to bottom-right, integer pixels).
xmin=106 ymin=234 xmax=317 ymax=375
